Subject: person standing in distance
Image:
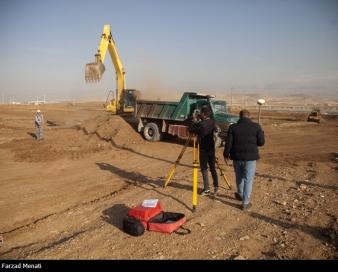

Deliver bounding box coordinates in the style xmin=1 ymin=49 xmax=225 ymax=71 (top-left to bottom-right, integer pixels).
xmin=223 ymin=109 xmax=265 ymax=210
xmin=35 ymin=109 xmax=44 ymax=140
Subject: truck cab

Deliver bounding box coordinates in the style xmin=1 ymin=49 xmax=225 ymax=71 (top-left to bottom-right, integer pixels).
xmin=191 ymin=97 xmax=239 ymax=146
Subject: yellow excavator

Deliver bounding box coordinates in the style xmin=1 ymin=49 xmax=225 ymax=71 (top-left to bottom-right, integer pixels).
xmin=85 ymin=24 xmax=139 ymax=114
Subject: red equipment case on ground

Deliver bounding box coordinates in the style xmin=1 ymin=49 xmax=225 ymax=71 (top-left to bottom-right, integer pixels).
xmin=127 ymin=200 xmax=186 ymax=234
xmin=147 ymin=212 xmax=186 ymax=234
xmin=127 ymin=201 xmax=163 ymax=229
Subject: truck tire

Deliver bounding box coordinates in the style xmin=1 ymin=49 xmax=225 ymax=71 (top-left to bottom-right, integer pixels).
xmin=143 ymin=122 xmax=162 ymax=141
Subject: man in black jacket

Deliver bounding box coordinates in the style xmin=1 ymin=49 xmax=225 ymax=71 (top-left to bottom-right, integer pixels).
xmin=189 ymin=106 xmax=219 ymax=196
xmin=223 ymin=109 xmax=265 ymax=210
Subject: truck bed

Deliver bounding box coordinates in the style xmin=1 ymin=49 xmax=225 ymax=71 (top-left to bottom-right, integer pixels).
xmin=135 ymin=100 xmax=181 ymax=121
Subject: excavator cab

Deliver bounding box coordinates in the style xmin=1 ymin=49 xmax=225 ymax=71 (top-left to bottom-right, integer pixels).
xmin=122 ymin=89 xmax=139 ymax=112
xmin=105 ymin=89 xmax=140 ymax=113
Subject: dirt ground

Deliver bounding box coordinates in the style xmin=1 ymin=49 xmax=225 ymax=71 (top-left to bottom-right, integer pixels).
xmin=0 ymin=102 xmax=337 ymax=260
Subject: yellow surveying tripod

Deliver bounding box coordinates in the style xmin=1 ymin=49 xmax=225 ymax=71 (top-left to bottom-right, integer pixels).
xmin=163 ymin=134 xmax=231 ymax=211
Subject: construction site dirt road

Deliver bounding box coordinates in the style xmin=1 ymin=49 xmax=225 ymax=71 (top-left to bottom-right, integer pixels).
xmin=0 ymin=102 xmax=337 ymax=260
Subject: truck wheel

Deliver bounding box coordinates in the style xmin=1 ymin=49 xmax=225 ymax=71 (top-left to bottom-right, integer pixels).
xmin=143 ymin=122 xmax=162 ymax=141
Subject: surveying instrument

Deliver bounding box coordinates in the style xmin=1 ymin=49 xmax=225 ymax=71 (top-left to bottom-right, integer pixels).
xmin=163 ymin=133 xmax=232 ymax=211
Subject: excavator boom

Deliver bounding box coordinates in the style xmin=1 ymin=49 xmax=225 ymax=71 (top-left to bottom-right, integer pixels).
xmin=85 ymin=24 xmax=133 ymax=113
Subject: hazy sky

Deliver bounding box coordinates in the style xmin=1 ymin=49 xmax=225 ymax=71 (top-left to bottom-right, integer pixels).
xmin=0 ymin=0 xmax=337 ymax=101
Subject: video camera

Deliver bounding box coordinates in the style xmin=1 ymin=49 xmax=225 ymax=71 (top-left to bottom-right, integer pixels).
xmin=192 ymin=109 xmax=202 ymax=123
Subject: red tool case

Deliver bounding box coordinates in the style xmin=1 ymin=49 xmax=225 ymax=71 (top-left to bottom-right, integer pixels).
xmin=127 ymin=201 xmax=186 ymax=234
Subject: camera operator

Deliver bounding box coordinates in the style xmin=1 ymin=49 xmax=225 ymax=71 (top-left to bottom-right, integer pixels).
xmin=189 ymin=106 xmax=219 ymax=196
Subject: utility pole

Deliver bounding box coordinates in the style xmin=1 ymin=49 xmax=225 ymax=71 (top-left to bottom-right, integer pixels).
xmin=43 ymin=94 xmax=46 ymax=104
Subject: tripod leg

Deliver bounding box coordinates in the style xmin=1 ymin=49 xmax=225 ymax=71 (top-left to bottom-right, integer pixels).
xmin=192 ymin=136 xmax=198 ymax=211
xmin=215 ymin=157 xmax=232 ymax=190
xmin=192 ymin=160 xmax=198 ymax=211
xmin=163 ymin=135 xmax=191 ymax=187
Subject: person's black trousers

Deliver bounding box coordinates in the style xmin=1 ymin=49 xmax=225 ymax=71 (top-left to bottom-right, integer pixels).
xmin=200 ymin=149 xmax=219 ymax=190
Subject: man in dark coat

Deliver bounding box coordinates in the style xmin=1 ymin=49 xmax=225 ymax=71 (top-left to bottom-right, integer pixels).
xmin=223 ymin=109 xmax=265 ymax=210
xmin=189 ymin=106 xmax=219 ymax=196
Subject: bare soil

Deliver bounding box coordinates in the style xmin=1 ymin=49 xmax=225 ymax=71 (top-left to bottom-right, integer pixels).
xmin=0 ymin=103 xmax=337 ymax=260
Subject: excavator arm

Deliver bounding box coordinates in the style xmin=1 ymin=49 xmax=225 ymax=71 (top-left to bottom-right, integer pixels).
xmin=85 ymin=24 xmax=128 ymax=113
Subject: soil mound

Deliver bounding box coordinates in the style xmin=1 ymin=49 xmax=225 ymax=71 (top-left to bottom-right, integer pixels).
xmin=81 ymin=114 xmax=144 ymax=147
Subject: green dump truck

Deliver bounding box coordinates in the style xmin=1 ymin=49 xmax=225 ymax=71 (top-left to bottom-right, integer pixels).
xmin=135 ymin=92 xmax=239 ymax=147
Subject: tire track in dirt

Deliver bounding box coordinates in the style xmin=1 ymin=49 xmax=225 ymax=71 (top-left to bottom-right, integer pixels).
xmin=1 ymin=217 xmax=112 ymax=260
xmin=0 ymin=213 xmax=57 ymax=236
xmin=0 ymin=184 xmax=131 ymax=259
xmin=1 ymin=231 xmax=87 ymax=258
xmin=0 ymin=182 xmax=131 ymax=236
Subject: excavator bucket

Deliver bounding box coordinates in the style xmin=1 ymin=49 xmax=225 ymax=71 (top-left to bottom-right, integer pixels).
xmin=85 ymin=62 xmax=105 ymax=82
